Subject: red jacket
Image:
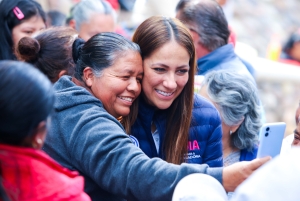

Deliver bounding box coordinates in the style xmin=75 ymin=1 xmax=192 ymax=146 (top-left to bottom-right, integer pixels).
xmin=0 ymin=144 xmax=90 ymax=201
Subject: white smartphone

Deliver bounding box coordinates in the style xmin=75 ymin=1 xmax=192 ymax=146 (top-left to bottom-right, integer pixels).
xmin=256 ymin=122 xmax=286 ymax=158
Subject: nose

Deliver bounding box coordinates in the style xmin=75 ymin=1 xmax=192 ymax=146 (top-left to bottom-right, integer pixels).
xmin=163 ymin=73 xmax=177 ymax=90
xmin=127 ymin=78 xmax=141 ymax=95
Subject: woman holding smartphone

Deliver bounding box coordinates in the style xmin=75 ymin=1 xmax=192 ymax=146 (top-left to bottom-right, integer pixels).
xmin=200 ymin=70 xmax=262 ymax=166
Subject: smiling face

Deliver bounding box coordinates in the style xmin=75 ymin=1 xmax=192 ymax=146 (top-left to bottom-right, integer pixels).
xmin=87 ymin=51 xmax=143 ymax=118
xmin=142 ymin=40 xmax=190 ymax=109
xmin=11 ymin=15 xmax=45 ymax=48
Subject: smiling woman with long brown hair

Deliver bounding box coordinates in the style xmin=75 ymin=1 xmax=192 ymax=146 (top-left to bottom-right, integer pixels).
xmin=123 ymin=16 xmax=223 ymax=166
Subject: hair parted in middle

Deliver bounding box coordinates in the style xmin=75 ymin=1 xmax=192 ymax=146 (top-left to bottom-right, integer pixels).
xmin=129 ymin=16 xmax=196 ymax=164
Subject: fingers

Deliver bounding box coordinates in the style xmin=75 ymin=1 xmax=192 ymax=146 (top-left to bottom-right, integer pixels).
xmin=248 ymin=156 xmax=271 ymax=171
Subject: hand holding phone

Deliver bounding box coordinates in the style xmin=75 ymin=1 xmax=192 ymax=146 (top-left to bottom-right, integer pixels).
xmin=256 ymin=122 xmax=286 ymax=158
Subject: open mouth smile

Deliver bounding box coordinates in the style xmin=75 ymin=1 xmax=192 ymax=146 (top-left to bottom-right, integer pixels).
xmin=155 ymin=89 xmax=175 ymax=97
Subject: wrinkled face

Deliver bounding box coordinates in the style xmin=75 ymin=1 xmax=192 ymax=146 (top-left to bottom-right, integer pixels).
xmin=11 ymin=15 xmax=45 ymax=48
xmin=90 ymin=51 xmax=143 ymax=118
xmin=142 ymin=40 xmax=190 ymax=109
xmin=79 ymin=13 xmax=115 ymax=41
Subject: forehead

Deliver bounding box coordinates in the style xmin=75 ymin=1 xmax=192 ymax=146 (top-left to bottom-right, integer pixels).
xmin=109 ymin=51 xmax=142 ymax=72
xmin=17 ymin=16 xmax=45 ymax=28
xmin=147 ymin=40 xmax=190 ymax=61
xmin=84 ymin=13 xmax=115 ymax=31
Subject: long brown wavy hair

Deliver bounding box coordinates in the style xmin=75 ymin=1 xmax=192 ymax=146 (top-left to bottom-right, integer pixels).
xmin=123 ymin=16 xmax=196 ymax=164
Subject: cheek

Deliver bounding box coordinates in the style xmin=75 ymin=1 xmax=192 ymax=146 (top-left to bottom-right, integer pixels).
xmin=177 ymin=75 xmax=189 ymax=90
xmin=142 ymin=71 xmax=158 ymax=90
xmin=11 ymin=29 xmax=23 ymax=47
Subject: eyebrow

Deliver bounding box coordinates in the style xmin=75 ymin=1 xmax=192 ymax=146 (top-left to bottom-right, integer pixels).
xmin=151 ymin=63 xmax=190 ymax=68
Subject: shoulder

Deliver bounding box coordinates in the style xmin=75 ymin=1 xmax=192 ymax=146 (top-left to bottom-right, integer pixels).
xmin=192 ymin=94 xmax=221 ymax=125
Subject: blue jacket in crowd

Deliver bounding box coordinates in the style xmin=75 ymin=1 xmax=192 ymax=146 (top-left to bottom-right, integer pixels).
xmin=240 ymin=147 xmax=258 ymax=161
xmin=43 ymin=76 xmax=223 ymax=201
xmin=197 ymin=44 xmax=255 ymax=77
xmin=130 ymin=94 xmax=223 ymax=167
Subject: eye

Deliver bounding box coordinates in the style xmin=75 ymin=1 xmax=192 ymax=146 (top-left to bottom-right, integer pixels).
xmin=177 ymin=69 xmax=189 ymax=75
xmin=24 ymin=31 xmax=33 ymax=35
xmin=122 ymin=76 xmax=130 ymax=80
xmin=153 ymin=68 xmax=165 ymax=72
xmin=136 ymin=77 xmax=143 ymax=83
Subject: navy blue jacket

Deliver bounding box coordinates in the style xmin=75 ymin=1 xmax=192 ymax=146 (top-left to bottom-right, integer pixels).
xmin=130 ymin=94 xmax=223 ymax=167
xmin=197 ymin=44 xmax=255 ymax=78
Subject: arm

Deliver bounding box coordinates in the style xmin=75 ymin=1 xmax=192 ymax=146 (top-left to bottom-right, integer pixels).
xmin=69 ymin=111 xmax=223 ymax=201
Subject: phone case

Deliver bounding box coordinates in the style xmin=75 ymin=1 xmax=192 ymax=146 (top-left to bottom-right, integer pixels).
xmin=257 ymin=122 xmax=286 ymax=158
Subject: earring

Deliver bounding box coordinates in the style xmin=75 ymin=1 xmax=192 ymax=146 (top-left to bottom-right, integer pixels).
xmin=230 ymin=130 xmax=233 ymax=135
xmin=37 ymin=138 xmax=42 ymax=145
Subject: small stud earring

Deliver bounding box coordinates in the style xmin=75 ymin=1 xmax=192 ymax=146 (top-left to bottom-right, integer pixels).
xmin=37 ymin=138 xmax=42 ymax=145
xmin=230 ymin=130 xmax=233 ymax=135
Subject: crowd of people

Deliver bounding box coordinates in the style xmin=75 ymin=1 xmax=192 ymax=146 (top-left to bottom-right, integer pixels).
xmin=0 ymin=0 xmax=299 ymax=200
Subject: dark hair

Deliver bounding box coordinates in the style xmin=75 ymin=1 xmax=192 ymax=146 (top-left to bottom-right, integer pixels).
xmin=17 ymin=27 xmax=77 ymax=83
xmin=130 ymin=16 xmax=196 ymax=164
xmin=47 ymin=10 xmax=67 ymax=27
xmin=0 ymin=60 xmax=54 ymax=145
xmin=281 ymin=29 xmax=300 ymax=61
xmin=72 ymin=32 xmax=141 ymax=81
xmin=176 ymin=0 xmax=230 ymax=52
xmin=0 ymin=0 xmax=46 ymax=60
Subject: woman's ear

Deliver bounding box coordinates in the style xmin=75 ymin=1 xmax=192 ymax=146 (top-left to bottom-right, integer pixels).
xmin=31 ymin=121 xmax=47 ymax=149
xmin=69 ymin=19 xmax=76 ymax=29
xmin=82 ymin=67 xmax=94 ymax=87
xmin=58 ymin=70 xmax=68 ymax=79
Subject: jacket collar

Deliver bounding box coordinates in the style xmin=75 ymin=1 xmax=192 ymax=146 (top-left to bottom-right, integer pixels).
xmin=197 ymin=44 xmax=237 ymax=75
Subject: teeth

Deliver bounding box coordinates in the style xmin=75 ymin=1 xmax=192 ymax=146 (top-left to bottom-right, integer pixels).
xmin=156 ymin=89 xmax=174 ymax=96
xmin=119 ymin=97 xmax=133 ymax=102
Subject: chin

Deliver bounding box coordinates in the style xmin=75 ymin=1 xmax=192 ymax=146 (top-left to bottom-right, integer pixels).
xmin=117 ymin=110 xmax=130 ymax=117
xmin=156 ymin=103 xmax=172 ymax=110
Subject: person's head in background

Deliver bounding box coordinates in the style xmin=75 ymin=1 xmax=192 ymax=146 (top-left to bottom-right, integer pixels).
xmin=16 ymin=27 xmax=77 ymax=83
xmin=0 ymin=0 xmax=46 ymax=60
xmin=200 ymin=70 xmax=261 ymax=166
xmin=46 ymin=10 xmax=67 ymax=27
xmin=292 ymin=102 xmax=300 ymax=146
xmin=281 ymin=29 xmax=300 ymax=64
xmin=72 ymin=32 xmax=143 ymax=118
xmin=0 ymin=60 xmax=54 ymax=149
xmin=175 ymin=0 xmax=230 ymax=60
xmin=69 ymin=0 xmax=116 ymax=41
xmin=130 ymin=16 xmax=196 ymax=164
